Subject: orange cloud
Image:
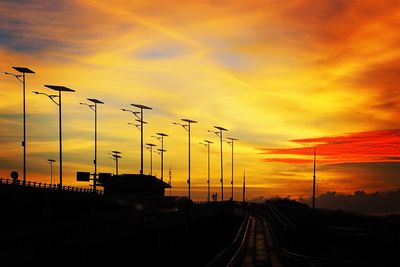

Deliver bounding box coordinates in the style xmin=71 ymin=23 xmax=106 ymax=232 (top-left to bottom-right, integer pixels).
xmin=263 ymin=129 xmax=400 ymax=164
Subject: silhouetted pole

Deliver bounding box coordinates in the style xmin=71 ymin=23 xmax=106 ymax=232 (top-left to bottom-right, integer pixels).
xmin=226 ymin=137 xmax=238 ymax=201
xmin=312 ymin=147 xmax=316 ymax=209
xmin=153 ymin=133 xmax=168 ymax=181
xmin=174 ymin=119 xmax=197 ymax=199
xmin=81 ymin=98 xmax=104 ymax=196
xmin=123 ymin=104 xmax=152 ymax=175
xmin=3 ymin=67 xmax=35 ymax=185
xmin=243 ymin=171 xmax=246 ymax=204
xmin=169 ymin=167 xmax=172 ymax=197
xmin=209 ymin=126 xmax=227 ymax=201
xmin=34 ymin=85 xmax=75 ymax=189
xmin=146 ymin=143 xmax=156 ymax=176
xmin=47 ymin=159 xmax=56 ymax=184
xmin=200 ymin=140 xmax=213 ymax=202
xmin=111 ymin=151 xmax=121 ymax=175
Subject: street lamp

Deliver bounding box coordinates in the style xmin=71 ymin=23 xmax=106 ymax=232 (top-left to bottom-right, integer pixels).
xmin=80 ymin=98 xmax=104 ymax=196
xmin=200 ymin=140 xmax=213 ymax=202
xmin=145 ymin=143 xmax=156 ymax=176
xmin=312 ymin=146 xmax=316 ymax=210
xmin=33 ymin=85 xmax=75 ymax=189
xmin=3 ymin=67 xmax=35 ymax=185
xmin=122 ymin=104 xmax=152 ymax=175
xmin=226 ymin=137 xmax=238 ymax=201
xmin=152 ymin=132 xmax=168 ymax=181
xmin=174 ymin=119 xmax=197 ymax=199
xmin=208 ymin=126 xmax=228 ymax=201
xmin=47 ymin=159 xmax=56 ymax=185
xmin=110 ymin=151 xmax=122 ymax=175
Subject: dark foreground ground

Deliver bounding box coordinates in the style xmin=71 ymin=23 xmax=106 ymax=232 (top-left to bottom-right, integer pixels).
xmin=2 ymin=183 xmax=399 ymax=267
xmin=251 ymin=201 xmax=400 ymax=267
xmin=0 ymin=184 xmax=244 ymax=267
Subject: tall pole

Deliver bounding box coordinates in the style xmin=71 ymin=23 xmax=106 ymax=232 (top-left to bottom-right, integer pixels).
xmin=220 ymin=132 xmax=223 ymax=201
xmin=140 ymin=109 xmax=143 ymax=174
xmin=243 ymin=171 xmax=246 ymax=204
xmin=146 ymin=144 xmax=156 ymax=176
xmin=161 ymin=137 xmax=164 ymax=180
xmin=35 ymin=85 xmax=75 ymax=189
xmin=94 ymin=103 xmax=97 ymax=195
xmin=231 ymin=140 xmax=233 ymax=200
xmin=200 ymin=140 xmax=212 ymax=202
xmin=174 ymin=119 xmax=197 ymax=199
xmin=207 ymin=142 xmax=210 ymax=202
xmin=81 ymin=98 xmax=104 ymax=196
xmin=209 ymin=126 xmax=227 ymax=201
xmin=4 ymin=67 xmax=35 ymax=185
xmin=50 ymin=161 xmax=53 ymax=184
xmin=188 ymin=123 xmax=191 ymax=199
xmin=153 ymin=133 xmax=168 ymax=181
xmin=312 ymin=147 xmax=316 ymax=209
xmin=226 ymin=137 xmax=238 ymax=201
xmin=110 ymin=151 xmax=121 ymax=176
xmin=126 ymin=104 xmax=152 ymax=175
xmin=116 ymin=156 xmax=119 ymax=175
xmin=22 ymin=72 xmax=26 ymax=185
xmin=59 ymin=90 xmax=62 ymax=189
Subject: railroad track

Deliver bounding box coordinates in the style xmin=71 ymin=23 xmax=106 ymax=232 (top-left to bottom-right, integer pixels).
xmin=237 ymin=214 xmax=287 ymax=267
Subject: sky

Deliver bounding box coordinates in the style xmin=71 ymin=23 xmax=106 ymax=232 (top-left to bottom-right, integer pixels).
xmin=0 ymin=0 xmax=399 ymax=201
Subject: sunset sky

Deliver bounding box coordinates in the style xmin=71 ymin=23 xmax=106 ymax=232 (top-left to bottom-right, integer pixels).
xmin=1 ymin=0 xmax=399 ymax=200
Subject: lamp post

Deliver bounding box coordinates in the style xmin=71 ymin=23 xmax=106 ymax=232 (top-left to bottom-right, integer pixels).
xmin=146 ymin=143 xmax=156 ymax=176
xmin=33 ymin=85 xmax=75 ymax=189
xmin=312 ymin=146 xmax=316 ymax=210
xmin=226 ymin=137 xmax=238 ymax=201
xmin=124 ymin=110 xmax=140 ymax=172
xmin=208 ymin=126 xmax=227 ymax=201
xmin=80 ymin=98 xmax=104 ymax=196
xmin=3 ymin=67 xmax=35 ymax=185
xmin=200 ymin=140 xmax=213 ymax=202
xmin=243 ymin=171 xmax=246 ymax=205
xmin=110 ymin=151 xmax=122 ymax=175
xmin=47 ymin=159 xmax=56 ymax=185
xmin=174 ymin=119 xmax=197 ymax=199
xmin=152 ymin=133 xmax=168 ymax=181
xmin=122 ymin=104 xmax=152 ymax=175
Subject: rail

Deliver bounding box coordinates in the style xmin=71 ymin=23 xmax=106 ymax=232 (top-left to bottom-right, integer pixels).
xmin=0 ymin=177 xmax=103 ymax=195
xmin=204 ymin=210 xmax=250 ymax=267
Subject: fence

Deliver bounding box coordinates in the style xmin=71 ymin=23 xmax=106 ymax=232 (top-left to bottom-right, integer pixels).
xmin=0 ymin=177 xmax=103 ymax=195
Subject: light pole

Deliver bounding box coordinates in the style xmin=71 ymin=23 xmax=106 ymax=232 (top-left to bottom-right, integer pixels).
xmin=312 ymin=146 xmax=316 ymax=209
xmin=208 ymin=126 xmax=227 ymax=201
xmin=122 ymin=104 xmax=152 ymax=175
xmin=152 ymin=132 xmax=168 ymax=181
xmin=3 ymin=67 xmax=35 ymax=185
xmin=80 ymin=98 xmax=104 ymax=196
xmin=174 ymin=119 xmax=197 ymax=199
xmin=146 ymin=143 xmax=156 ymax=176
xmin=124 ymin=110 xmax=140 ymax=172
xmin=226 ymin=137 xmax=238 ymax=201
xmin=200 ymin=140 xmax=213 ymax=202
xmin=33 ymin=85 xmax=75 ymax=189
xmin=110 ymin=151 xmax=122 ymax=175
xmin=47 ymin=159 xmax=56 ymax=185
xmin=243 ymin=171 xmax=246 ymax=205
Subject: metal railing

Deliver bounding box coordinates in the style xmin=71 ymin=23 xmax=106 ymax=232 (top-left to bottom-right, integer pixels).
xmin=0 ymin=177 xmax=103 ymax=195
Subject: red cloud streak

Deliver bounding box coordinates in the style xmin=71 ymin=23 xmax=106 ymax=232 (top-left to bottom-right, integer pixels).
xmin=263 ymin=129 xmax=400 ymax=164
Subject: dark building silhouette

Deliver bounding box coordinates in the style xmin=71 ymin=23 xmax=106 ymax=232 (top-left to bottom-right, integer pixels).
xmin=98 ymin=174 xmax=171 ymax=198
